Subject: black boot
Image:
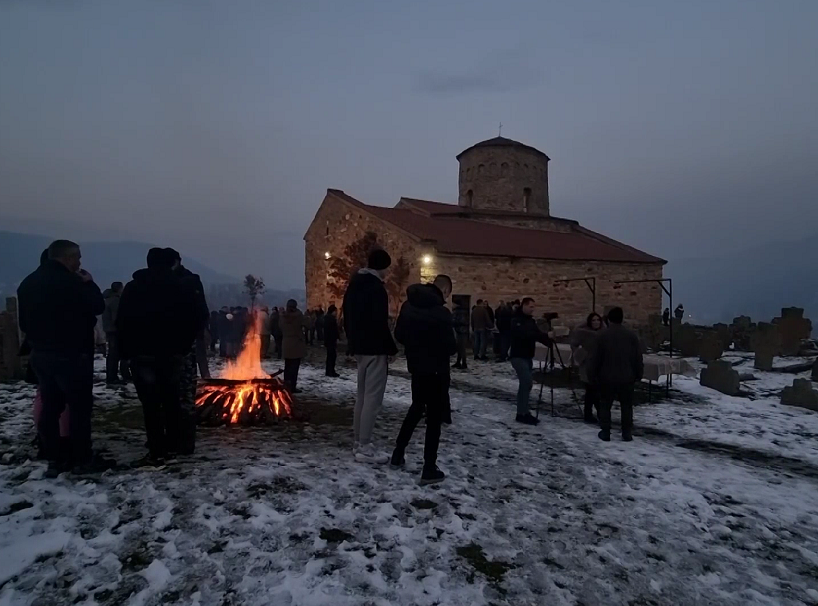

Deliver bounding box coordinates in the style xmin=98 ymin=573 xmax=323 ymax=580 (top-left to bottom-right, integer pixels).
xmin=420 ymin=465 xmax=445 ymax=485
xmin=622 ymin=431 xmax=633 ymax=442
xmin=584 ymin=410 xmax=598 ymax=424
xmin=516 ymin=413 xmax=540 ymax=426
xmin=390 ymin=448 xmax=406 ymax=468
xmin=598 ymin=429 xmax=611 ymax=442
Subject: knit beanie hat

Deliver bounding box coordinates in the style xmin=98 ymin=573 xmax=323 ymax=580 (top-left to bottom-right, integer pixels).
xmin=367 ymin=248 xmax=391 ymax=271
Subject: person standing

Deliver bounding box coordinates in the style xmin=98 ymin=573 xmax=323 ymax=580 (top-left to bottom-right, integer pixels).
xmin=315 ymin=307 xmax=326 ymax=343
xmin=343 ymin=248 xmax=397 ymax=464
xmin=570 ymin=313 xmax=604 ymax=423
xmin=471 ymin=300 xmax=492 ymax=361
xmin=257 ymin=305 xmax=271 ymax=358
xmin=674 ymin=304 xmax=685 ymax=322
xmin=118 ymin=248 xmax=199 ymax=465
xmin=496 ymin=301 xmax=512 ymax=362
xmin=102 ymin=281 xmax=131 ymax=385
xmin=391 ymin=275 xmax=457 ymax=485
xmin=451 ymin=299 xmax=470 ymax=370
xmin=209 ymin=310 xmax=220 ymax=353
xmin=509 ymin=297 xmax=552 ymax=426
xmin=281 ymin=299 xmax=307 ymax=392
xmin=662 ymin=308 xmax=670 ymax=327
xmin=17 ymin=239 xmax=108 ymax=476
xmin=324 ymin=305 xmax=340 ymax=377
xmin=166 ymin=248 xmax=209 ymax=453
xmin=588 ymin=307 xmax=643 ymax=442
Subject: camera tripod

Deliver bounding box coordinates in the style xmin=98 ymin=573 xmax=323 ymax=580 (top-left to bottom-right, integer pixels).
xmin=533 ymin=342 xmax=583 ymax=419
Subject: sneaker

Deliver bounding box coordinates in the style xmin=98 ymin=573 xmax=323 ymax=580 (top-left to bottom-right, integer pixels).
xmin=355 ymin=443 xmax=388 ymax=464
xmin=598 ymin=430 xmax=611 ymax=442
xmin=622 ymin=431 xmax=633 ymax=442
xmin=515 ymin=413 xmax=540 ymax=426
xmin=390 ymin=449 xmax=406 ymax=468
xmin=420 ymin=465 xmax=445 ymax=485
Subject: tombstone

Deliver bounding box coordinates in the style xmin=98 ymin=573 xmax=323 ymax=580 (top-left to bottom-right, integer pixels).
xmin=700 ymin=360 xmax=741 ymax=396
xmin=751 ymin=322 xmax=781 ymax=371
xmin=774 ymin=308 xmax=812 ymax=357
xmin=812 ymin=358 xmax=818 ymax=382
xmin=675 ymin=324 xmax=700 ymax=357
xmin=730 ymin=315 xmax=755 ymax=352
xmin=699 ymin=331 xmax=724 ymax=363
xmin=780 ymin=378 xmax=818 ymax=412
xmin=714 ymin=323 xmax=732 ymax=349
xmin=641 ymin=315 xmax=665 ymax=352
xmin=0 ymin=299 xmax=23 ymax=382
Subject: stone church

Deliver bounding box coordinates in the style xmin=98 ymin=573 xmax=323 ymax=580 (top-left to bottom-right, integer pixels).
xmin=304 ymin=136 xmax=665 ymax=326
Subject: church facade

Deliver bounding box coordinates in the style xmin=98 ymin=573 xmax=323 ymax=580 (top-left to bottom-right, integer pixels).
xmin=304 ymin=137 xmax=665 ymax=326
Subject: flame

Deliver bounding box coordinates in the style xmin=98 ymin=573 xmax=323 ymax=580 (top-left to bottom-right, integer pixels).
xmin=195 ymin=311 xmax=293 ymax=425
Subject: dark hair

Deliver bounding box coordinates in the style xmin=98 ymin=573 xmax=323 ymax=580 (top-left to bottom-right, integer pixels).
xmin=164 ymin=248 xmax=182 ymax=262
xmin=286 ymin=299 xmax=298 ymax=310
xmin=586 ymin=312 xmax=603 ymax=328
xmin=367 ymin=248 xmax=391 ymax=271
xmin=47 ymin=239 xmax=79 ymax=260
xmin=111 ymin=281 xmax=124 ymax=292
xmin=607 ymin=307 xmax=624 ymax=324
xmin=521 ymin=297 xmax=535 ymax=306
xmin=434 ymin=274 xmax=452 ymax=291
xmin=328 ymin=304 xmax=337 ymax=314
xmin=476 ymin=299 xmax=483 ymax=305
xmin=147 ymin=247 xmax=171 ymax=269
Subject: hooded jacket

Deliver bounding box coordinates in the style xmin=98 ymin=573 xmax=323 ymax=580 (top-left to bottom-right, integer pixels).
xmin=117 ymin=267 xmax=199 ymax=359
xmin=342 ymin=269 xmax=397 ymax=356
xmin=394 ymin=283 xmax=457 ymax=375
xmin=17 ymin=260 xmax=105 ymax=355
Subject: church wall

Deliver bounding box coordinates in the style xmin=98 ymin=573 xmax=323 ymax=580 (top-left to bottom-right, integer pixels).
xmin=458 ymin=146 xmax=549 ymax=214
xmin=422 ymin=254 xmax=664 ymax=327
xmin=304 ymin=195 xmax=421 ymax=312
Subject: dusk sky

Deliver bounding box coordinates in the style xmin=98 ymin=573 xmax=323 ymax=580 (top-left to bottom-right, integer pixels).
xmin=1 ymin=0 xmax=816 ymax=288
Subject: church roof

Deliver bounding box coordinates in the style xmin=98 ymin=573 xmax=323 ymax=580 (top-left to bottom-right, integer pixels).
xmin=325 ymin=190 xmax=665 ymax=265
xmin=456 ymin=136 xmax=550 ymax=161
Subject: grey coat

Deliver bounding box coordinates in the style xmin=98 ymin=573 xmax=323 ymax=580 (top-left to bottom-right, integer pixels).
xmin=281 ymin=309 xmax=307 ymax=359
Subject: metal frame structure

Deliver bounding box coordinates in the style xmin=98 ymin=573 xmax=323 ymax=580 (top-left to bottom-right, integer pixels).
xmin=554 ymin=277 xmax=596 ymax=313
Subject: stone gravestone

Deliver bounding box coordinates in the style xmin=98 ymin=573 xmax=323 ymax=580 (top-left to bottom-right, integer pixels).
xmin=812 ymin=358 xmax=818 ymax=382
xmin=780 ymin=378 xmax=818 ymax=412
xmin=731 ymin=316 xmax=755 ymax=352
xmin=713 ymin=323 xmax=732 ymax=350
xmin=700 ymin=360 xmax=741 ymax=396
xmin=775 ymin=308 xmax=812 ymax=357
xmin=0 ymin=298 xmax=23 ymax=382
xmin=699 ymin=331 xmax=725 ymax=363
xmin=641 ymin=314 xmax=665 ymax=352
xmin=751 ymin=322 xmax=781 ymax=372
xmin=675 ymin=324 xmax=701 ymax=357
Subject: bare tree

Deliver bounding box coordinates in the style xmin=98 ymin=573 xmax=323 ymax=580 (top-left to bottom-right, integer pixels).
xmin=243 ymin=274 xmax=266 ymax=310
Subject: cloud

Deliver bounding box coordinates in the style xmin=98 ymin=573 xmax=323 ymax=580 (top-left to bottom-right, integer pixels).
xmin=415 ymin=48 xmax=537 ymax=95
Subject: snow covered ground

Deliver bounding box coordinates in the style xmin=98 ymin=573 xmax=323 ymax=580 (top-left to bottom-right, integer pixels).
xmin=1 ymin=352 xmax=817 ymax=606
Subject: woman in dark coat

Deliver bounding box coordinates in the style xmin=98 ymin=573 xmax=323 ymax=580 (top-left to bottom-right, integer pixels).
xmin=570 ymin=312 xmax=604 ymax=423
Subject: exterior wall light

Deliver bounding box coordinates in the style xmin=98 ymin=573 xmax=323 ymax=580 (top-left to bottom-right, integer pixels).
xmin=422 ymin=254 xmax=433 ymax=265
xmin=324 ymin=252 xmax=331 ymax=260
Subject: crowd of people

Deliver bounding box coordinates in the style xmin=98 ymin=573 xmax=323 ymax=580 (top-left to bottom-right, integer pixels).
xmin=18 ymin=239 xmax=646 ymax=483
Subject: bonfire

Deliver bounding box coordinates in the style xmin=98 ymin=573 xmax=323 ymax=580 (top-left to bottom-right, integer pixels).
xmin=195 ymin=315 xmax=293 ymax=426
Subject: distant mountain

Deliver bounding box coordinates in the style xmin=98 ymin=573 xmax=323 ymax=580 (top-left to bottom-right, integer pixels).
xmin=0 ymin=231 xmax=237 ymax=298
xmin=668 ymin=235 xmax=818 ymax=326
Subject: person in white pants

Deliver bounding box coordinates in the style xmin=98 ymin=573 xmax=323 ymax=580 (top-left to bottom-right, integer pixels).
xmin=342 ymin=248 xmax=398 ymax=464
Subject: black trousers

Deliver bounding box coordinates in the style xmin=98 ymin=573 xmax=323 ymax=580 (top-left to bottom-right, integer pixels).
xmin=456 ymin=335 xmax=468 ymax=367
xmin=284 ymin=358 xmax=301 ymax=391
xmin=219 ymin=337 xmax=228 ymax=358
xmin=132 ymin=355 xmax=183 ymax=457
xmin=31 ymin=351 xmax=94 ymax=465
xmin=195 ymin=334 xmax=210 ymax=379
xmin=210 ymin=333 xmax=218 ymax=353
xmin=598 ymin=383 xmax=635 ymax=433
xmin=260 ymin=335 xmax=271 ymax=358
xmin=395 ymin=373 xmax=449 ymax=467
xmin=325 ymin=344 xmax=337 ymax=375
xmin=274 ymin=333 xmax=282 ymax=359
xmin=177 ymin=350 xmax=198 ymax=453
xmin=584 ymin=383 xmax=600 ymax=417
xmin=105 ymin=333 xmax=131 ymax=382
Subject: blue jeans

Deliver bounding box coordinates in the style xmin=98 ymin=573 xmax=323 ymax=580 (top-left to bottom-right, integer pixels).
xmin=510 ymin=357 xmax=534 ymax=416
xmin=473 ymin=329 xmax=489 ymax=358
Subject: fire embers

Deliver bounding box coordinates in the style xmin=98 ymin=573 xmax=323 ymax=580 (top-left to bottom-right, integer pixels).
xmin=196 ymin=378 xmax=293 ymax=425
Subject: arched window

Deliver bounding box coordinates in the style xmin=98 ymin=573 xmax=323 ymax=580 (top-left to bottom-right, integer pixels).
xmin=478 ymin=164 xmax=485 ymax=175
xmin=466 ymin=189 xmax=474 ymax=207
xmin=500 ymin=162 xmax=509 ymax=176
xmin=523 ymin=187 xmax=532 ymax=212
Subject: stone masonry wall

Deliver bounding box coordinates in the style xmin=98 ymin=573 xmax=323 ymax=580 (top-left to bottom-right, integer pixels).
xmin=421 ymin=255 xmax=664 ymax=327
xmin=304 ymin=195 xmax=422 ymax=312
xmin=458 ymin=146 xmax=549 ymax=215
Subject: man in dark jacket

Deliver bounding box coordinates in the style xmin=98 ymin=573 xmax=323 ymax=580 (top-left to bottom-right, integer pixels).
xmin=451 ymin=299 xmax=470 ymax=370
xmin=391 ymin=275 xmax=457 ymax=485
xmin=324 ymin=305 xmax=340 ymax=377
xmin=118 ymin=248 xmax=199 ymax=464
xmin=588 ymin=307 xmax=644 ymax=442
xmin=102 ymin=281 xmax=131 ymax=385
xmin=496 ymin=301 xmax=513 ymax=362
xmin=17 ymin=239 xmax=107 ymax=476
xmin=209 ymin=310 xmax=220 ymax=353
xmin=342 ymin=248 xmax=398 ymax=464
xmin=271 ymin=307 xmax=283 ymax=359
xmin=166 ymin=248 xmax=210 ymax=453
xmin=509 ymin=297 xmax=552 ymax=426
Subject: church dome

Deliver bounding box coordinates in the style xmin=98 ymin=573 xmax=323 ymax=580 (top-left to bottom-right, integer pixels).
xmin=457 ymin=136 xmax=550 ymax=161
